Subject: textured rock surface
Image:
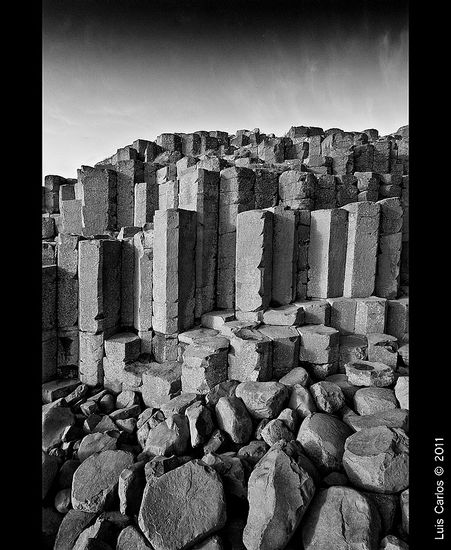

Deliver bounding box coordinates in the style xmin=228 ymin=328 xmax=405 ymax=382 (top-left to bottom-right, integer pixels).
xmin=138 ymin=460 xmax=227 ymax=550
xmin=243 ymin=441 xmax=316 ymax=550
xmin=235 ymin=381 xmax=288 ymax=419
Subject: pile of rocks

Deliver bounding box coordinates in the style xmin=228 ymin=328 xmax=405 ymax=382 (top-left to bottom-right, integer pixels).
xmin=42 ymin=124 xmax=409 ymax=549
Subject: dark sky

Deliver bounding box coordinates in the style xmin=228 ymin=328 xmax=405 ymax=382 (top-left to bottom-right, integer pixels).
xmin=43 ymin=0 xmax=409 ymax=177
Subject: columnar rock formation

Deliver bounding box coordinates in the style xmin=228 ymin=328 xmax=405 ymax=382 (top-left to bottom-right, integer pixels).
xmin=42 ymin=124 xmax=409 ymax=550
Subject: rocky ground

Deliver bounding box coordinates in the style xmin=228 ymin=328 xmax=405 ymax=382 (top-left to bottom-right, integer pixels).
xmin=43 ymin=352 xmax=409 ymax=550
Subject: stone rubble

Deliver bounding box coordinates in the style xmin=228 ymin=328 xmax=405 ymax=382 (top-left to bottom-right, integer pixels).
xmin=42 ymin=124 xmax=409 ymax=550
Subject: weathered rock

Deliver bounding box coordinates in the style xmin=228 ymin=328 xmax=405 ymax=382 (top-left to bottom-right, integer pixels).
xmin=203 ymin=452 xmax=247 ymax=500
xmin=182 ymin=338 xmax=229 ymax=394
xmin=92 ymin=415 xmax=117 ymax=434
xmin=138 ymin=460 xmax=227 ymax=550
xmin=186 ymin=401 xmax=215 ymax=447
xmin=362 ymin=492 xmax=398 ymax=536
xmin=141 ymin=361 xmax=182 ymax=409
xmin=145 ymin=413 xmax=190 ymax=456
xmin=116 ymin=390 xmax=140 ymax=409
xmin=235 ymin=381 xmax=289 ymax=419
xmin=243 ymin=440 xmax=316 ymax=550
xmin=353 ymin=387 xmax=398 ymax=415
xmin=309 ymin=381 xmax=345 ymax=413
xmin=260 ymin=419 xmax=294 ymax=446
xmin=42 ymin=379 xmax=81 ymax=404
xmin=345 ymin=360 xmax=395 ymax=387
xmin=237 ymin=440 xmax=269 ymax=467
xmin=343 ymin=427 xmax=409 ymax=493
xmin=297 ymin=413 xmax=353 ymax=474
xmin=116 ymin=525 xmax=152 ymax=550
xmin=54 ymin=510 xmax=97 ymax=550
xmin=109 ymin=405 xmax=141 ymax=421
xmin=367 ymin=333 xmax=398 ymax=368
xmin=77 ymin=433 xmax=118 ymax=462
xmin=277 ymin=408 xmax=298 ymax=432
xmin=227 ymin=328 xmax=273 ymax=382
xmin=118 ymin=461 xmax=146 ymax=516
xmin=160 ymin=393 xmax=200 ymax=416
xmin=203 ymin=429 xmax=227 ymax=455
xmin=380 ymin=535 xmax=409 ymax=550
xmin=205 ymin=380 xmax=240 ymax=407
xmin=55 ymin=488 xmax=72 ymax=514
xmin=71 ymin=450 xmax=134 ymax=512
xmin=278 ymin=367 xmax=310 ymax=387
xmin=42 ymin=401 xmax=76 ymax=452
xmin=288 ymin=384 xmax=317 ymax=418
xmin=343 ymin=408 xmax=409 ymax=432
xmin=395 ymin=376 xmax=409 ymax=409
xmin=215 ymin=396 xmax=253 ymax=444
xmin=302 ymin=486 xmax=381 ymax=550
xmin=42 ymin=451 xmax=59 ymax=499
xmin=325 ymin=374 xmax=359 ymax=402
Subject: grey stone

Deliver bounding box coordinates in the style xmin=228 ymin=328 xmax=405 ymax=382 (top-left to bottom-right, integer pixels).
xmin=261 ymin=304 xmax=304 ymax=326
xmin=310 ymin=381 xmax=345 ymax=413
xmin=235 ymin=381 xmax=289 ymax=419
xmin=42 ymin=379 xmax=81 ymax=404
xmin=343 ymin=427 xmax=409 ymax=493
xmin=77 ymin=433 xmax=118 ymax=462
xmin=237 ymin=440 xmax=269 ymax=467
xmin=380 ymin=535 xmax=409 ymax=550
xmin=354 ymin=387 xmax=398 ymax=415
xmin=288 ymin=384 xmax=317 ymax=418
xmin=297 ymin=413 xmax=353 ymax=474
xmin=227 ymin=329 xmax=272 ymax=382
xmin=277 ymin=408 xmax=299 ymax=432
xmin=141 ymin=361 xmax=182 ymax=409
xmin=325 ymin=374 xmax=359 ymax=402
xmin=326 ymin=297 xmax=356 ymax=335
xmin=205 ymin=380 xmax=240 ymax=407
xmin=243 ymin=440 xmax=316 ymax=550
xmin=118 ymin=461 xmax=146 ymax=516
xmin=400 ymin=488 xmax=409 ymax=535
xmin=298 ymin=324 xmax=339 ymax=364
xmin=42 ymin=401 xmax=75 ymax=452
xmin=71 ymin=450 xmax=134 ymax=512
xmin=338 ymin=334 xmax=368 ymax=372
xmin=394 ymin=376 xmax=409 ymax=409
xmin=186 ymin=401 xmax=215 ymax=447
xmin=302 ymin=486 xmax=381 ymax=550
xmin=116 ymin=525 xmax=152 ymax=550
xmin=138 ymin=460 xmax=227 ymax=550
xmin=160 ymin=393 xmax=200 ymax=416
xmin=215 ymin=396 xmax=253 ymax=444
xmin=54 ymin=510 xmax=97 ymax=550
xmin=181 ymin=338 xmax=229 ymax=394
xmin=355 ymin=297 xmax=387 ymax=335
xmin=203 ymin=452 xmax=247 ymax=500
xmin=201 ymin=309 xmax=235 ymax=330
xmin=258 ymin=325 xmax=300 ymax=379
xmin=367 ymin=333 xmax=398 ymax=368
xmin=145 ymin=413 xmax=190 ymax=456
xmin=55 ymin=488 xmax=72 ymax=514
xmin=260 ymin=419 xmax=294 ymax=446
xmin=278 ymin=367 xmax=310 ymax=387
xmin=345 ymin=360 xmax=395 ymax=387
xmin=343 ymin=408 xmax=409 ymax=432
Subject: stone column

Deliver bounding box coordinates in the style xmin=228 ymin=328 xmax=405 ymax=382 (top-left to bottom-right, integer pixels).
xmin=236 ymin=209 xmax=273 ymax=313
xmin=116 ymin=160 xmax=144 ymax=228
xmin=271 ymin=206 xmax=298 ymax=305
xmin=342 ymin=201 xmax=380 ymax=298
xmin=133 ymin=227 xmax=154 ymax=346
xmin=178 ymin=168 xmax=220 ymax=318
xmin=307 ymin=208 xmax=348 ymax=298
xmin=117 ymin=227 xmax=142 ymax=328
xmin=134 ymin=163 xmax=159 ymax=225
xmin=217 ymin=167 xmax=255 ymax=309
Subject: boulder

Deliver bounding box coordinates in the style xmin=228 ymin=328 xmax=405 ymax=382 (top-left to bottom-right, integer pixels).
xmin=237 ymin=441 xmax=269 ymax=467
xmin=203 ymin=452 xmax=247 ymax=500
xmin=309 ymin=381 xmax=345 ymax=413
xmin=118 ymin=461 xmax=146 ymax=516
xmin=345 ymin=360 xmax=395 ymax=387
xmin=278 ymin=367 xmax=310 ymax=387
xmin=260 ymin=419 xmax=294 ymax=446
xmin=343 ymin=427 xmax=409 ymax=493
xmin=297 ymin=413 xmax=353 ymax=474
xmin=138 ymin=460 xmax=227 ymax=550
xmin=235 ymin=381 xmax=289 ymax=419
xmin=77 ymin=433 xmax=118 ymax=462
xmin=302 ymin=486 xmax=381 ymax=550
xmin=353 ymin=387 xmax=398 ymax=416
xmin=325 ymin=374 xmax=359 ymax=402
xmin=192 ymin=536 xmax=224 ymax=549
xmin=215 ymin=396 xmax=253 ymax=444
xmin=71 ymin=450 xmax=134 ymax=512
xmin=342 ymin=408 xmax=409 ymax=432
xmin=206 ymin=380 xmax=240 ymax=406
xmin=54 ymin=510 xmax=97 ymax=550
xmin=145 ymin=413 xmax=190 ymax=456
xmin=116 ymin=525 xmax=152 ymax=550
xmin=243 ymin=440 xmax=316 ymax=550
xmin=186 ymin=401 xmax=215 ymax=447
xmin=55 ymin=488 xmax=72 ymax=514
xmin=57 ymin=459 xmax=80 ymax=489
xmin=160 ymin=393 xmax=200 ymax=416
xmin=394 ymin=376 xmax=409 ymax=409
xmin=288 ymin=384 xmax=317 ymax=418
xmin=277 ymin=408 xmax=298 ymax=432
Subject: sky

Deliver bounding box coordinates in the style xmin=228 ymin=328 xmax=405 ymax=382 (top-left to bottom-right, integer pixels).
xmin=43 ymin=0 xmax=409 ymax=178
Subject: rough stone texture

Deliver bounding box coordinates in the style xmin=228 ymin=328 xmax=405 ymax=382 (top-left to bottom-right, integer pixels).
xmin=235 ymin=209 xmax=273 ymax=312
xmin=181 ymin=338 xmax=229 ymax=394
xmin=71 ymin=450 xmax=134 ymax=512
xmin=309 ymin=381 xmax=345 ymax=413
xmin=270 ymin=206 xmax=298 ymax=305
xmin=43 ymin=401 xmax=76 ymax=452
xmin=116 ymin=525 xmax=152 ymax=550
xmin=235 ymin=381 xmax=289 ymax=419
xmin=354 ymin=387 xmax=398 ymax=416
xmin=145 ymin=413 xmax=190 ymax=456
xmin=400 ymin=488 xmax=409 ymax=535
xmin=54 ymin=510 xmax=97 ymax=550
xmin=201 ymin=310 xmax=235 ymax=330
xmin=298 ymin=324 xmax=339 ymax=365
xmin=243 ymin=441 xmax=316 ymax=550
xmin=386 ymin=298 xmax=409 ymax=343
xmin=215 ymin=396 xmax=253 ymax=444
xmin=296 ymin=299 xmax=330 ymax=325
xmin=354 ymin=297 xmax=387 ymax=335
xmin=380 ymin=535 xmax=409 ymax=550
xmin=279 ymin=367 xmax=310 ymax=387
xmin=288 ymin=384 xmax=317 ymax=418
xmin=118 ymin=461 xmax=146 ymax=517
xmin=307 ymin=208 xmax=348 ymax=298
xmin=227 ymin=328 xmax=272 ymax=382
xmin=302 ymin=486 xmax=381 ymax=550
xmin=342 ymin=201 xmax=380 ymax=298
xmin=338 ymin=334 xmax=368 ymax=372
xmin=138 ymin=460 xmax=227 ymax=550
xmin=261 ymin=304 xmax=304 ymax=326
xmin=152 ymin=209 xmax=196 ymax=335
xmin=394 ymin=376 xmax=409 ymax=409
xmin=326 ymin=297 xmax=356 ymax=335
xmin=297 ymin=413 xmax=353 ymax=474
xmin=186 ymin=401 xmax=215 ymax=447
xmin=79 ymin=332 xmax=105 ymax=387
xmin=343 ymin=408 xmax=409 ymax=432
xmin=367 ymin=333 xmax=398 ymax=367
xmin=375 ymin=232 xmax=402 ymax=299
xmin=260 ymin=419 xmax=294 ymax=446
xmin=345 ymin=360 xmax=395 ymax=387
xmin=343 ymin=427 xmax=409 ymax=493
xmin=256 ymin=325 xmax=299 ymax=379
xmin=132 ymin=229 xmax=153 ymax=333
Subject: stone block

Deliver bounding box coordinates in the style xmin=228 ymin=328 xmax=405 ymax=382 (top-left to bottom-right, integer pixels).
xmin=378 ymin=198 xmax=403 ymax=236
xmin=326 ymin=297 xmax=356 ymax=334
xmin=385 ymin=298 xmax=409 ymax=343
xmin=181 ymin=337 xmax=229 ymax=394
xmin=61 ymin=199 xmax=83 ymax=234
xmin=152 ymin=209 xmax=197 ymax=334
xmin=152 ymin=332 xmax=179 ymax=363
xmin=156 ymin=133 xmax=182 ymax=152
xmin=367 ymin=333 xmax=398 ymax=368
xmin=375 ymin=233 xmax=402 ymax=299
xmin=57 ymin=234 xmax=82 ymax=330
xmin=295 ymin=299 xmax=330 ymax=325
xmin=278 ymin=170 xmax=316 ymax=208
xmin=115 ymin=160 xmax=143 ymax=227
xmin=236 ymin=209 xmax=273 ymax=312
xmin=104 ymin=332 xmax=141 ymax=365
xmin=355 ymin=297 xmax=387 ymax=335
xmin=133 ymin=230 xmax=153 ymax=332
xmin=158 ymin=180 xmax=179 ymax=210
xmin=254 ymin=169 xmax=278 ymax=208
xmin=258 ymin=325 xmax=300 ymax=379
xmin=307 ymin=208 xmax=348 ymax=298
xmin=262 ymin=304 xmax=304 ymax=326
xmin=42 ymin=241 xmax=57 ymax=266
xmin=57 ymin=328 xmax=79 ymax=370
xmin=141 ymin=361 xmax=182 ymax=408
xmin=42 ymin=215 xmax=55 ymax=239
xmin=342 ymin=201 xmax=380 ymax=298
xmin=338 ymin=334 xmax=368 ymax=372
xmin=298 ymin=324 xmax=339 ymax=364
xmin=270 ymin=206 xmax=298 ymax=305
xmin=79 ymin=331 xmax=104 ymax=386
xmin=117 ymin=227 xmax=141 ymax=327
xmin=134 ymin=177 xmax=158 ymax=226
xmin=201 ymin=309 xmax=235 ymax=329
xmin=77 ymin=166 xmax=117 ymax=236
xmin=228 ymin=328 xmax=273 ymax=382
